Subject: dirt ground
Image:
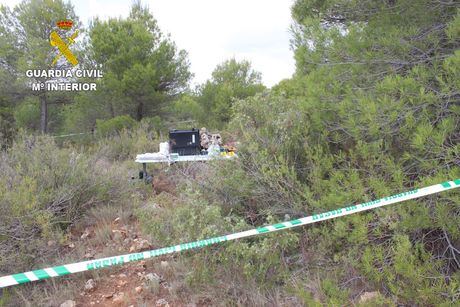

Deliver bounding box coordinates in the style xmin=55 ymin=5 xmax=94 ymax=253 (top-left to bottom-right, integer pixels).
xmin=68 ymin=218 xmax=188 ymax=307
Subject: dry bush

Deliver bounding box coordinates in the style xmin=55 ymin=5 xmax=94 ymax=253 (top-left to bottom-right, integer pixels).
xmin=0 ymin=133 xmax=136 ymax=275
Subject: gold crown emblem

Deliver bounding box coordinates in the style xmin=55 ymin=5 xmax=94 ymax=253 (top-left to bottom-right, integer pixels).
xmin=56 ymin=20 xmax=73 ymax=30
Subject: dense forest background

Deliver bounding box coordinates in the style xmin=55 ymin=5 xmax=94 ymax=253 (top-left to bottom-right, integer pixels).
xmin=0 ymin=0 xmax=265 ymax=138
xmin=0 ymin=0 xmax=459 ymax=305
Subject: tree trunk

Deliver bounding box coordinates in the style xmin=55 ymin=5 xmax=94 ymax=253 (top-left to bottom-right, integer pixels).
xmin=109 ymin=102 xmax=115 ymax=118
xmin=136 ymin=101 xmax=144 ymax=121
xmin=39 ymin=94 xmax=48 ymax=134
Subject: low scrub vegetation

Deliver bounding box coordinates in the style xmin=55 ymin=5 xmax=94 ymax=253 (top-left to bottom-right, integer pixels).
xmin=0 ymin=0 xmax=459 ymax=305
xmin=0 ymin=132 xmax=142 ymax=275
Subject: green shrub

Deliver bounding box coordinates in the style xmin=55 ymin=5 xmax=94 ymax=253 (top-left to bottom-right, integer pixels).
xmin=96 ymin=115 xmax=136 ymax=137
xmin=0 ymin=133 xmax=135 ymax=273
xmin=0 ymin=107 xmax=15 ymax=148
xmin=140 ymin=116 xmax=164 ymax=134
xmin=173 ymin=50 xmax=460 ymax=304
xmin=13 ymin=97 xmax=40 ymax=131
xmin=137 ymin=189 xmax=233 ymax=245
xmin=137 ymin=188 xmax=300 ymax=304
xmin=93 ymin=123 xmax=159 ymax=161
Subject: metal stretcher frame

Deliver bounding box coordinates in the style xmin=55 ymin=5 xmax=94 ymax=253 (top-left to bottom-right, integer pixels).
xmin=135 ymin=152 xmax=237 ymax=181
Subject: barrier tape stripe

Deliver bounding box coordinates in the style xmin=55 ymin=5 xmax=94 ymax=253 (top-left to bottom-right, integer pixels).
xmin=52 ymin=132 xmax=87 ymax=138
xmin=1 ymin=179 xmax=459 ymax=288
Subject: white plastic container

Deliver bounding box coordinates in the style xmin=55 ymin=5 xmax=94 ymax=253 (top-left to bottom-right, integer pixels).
xmin=208 ymin=144 xmax=220 ymax=156
xmin=159 ymin=142 xmax=170 ymax=155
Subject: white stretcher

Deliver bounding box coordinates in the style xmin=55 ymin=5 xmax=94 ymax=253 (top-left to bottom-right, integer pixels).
xmin=135 ymin=152 xmax=236 ymax=164
xmin=135 ymin=142 xmax=237 ymax=181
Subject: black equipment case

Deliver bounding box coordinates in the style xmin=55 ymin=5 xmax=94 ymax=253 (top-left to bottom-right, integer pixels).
xmin=169 ymin=128 xmax=201 ymax=156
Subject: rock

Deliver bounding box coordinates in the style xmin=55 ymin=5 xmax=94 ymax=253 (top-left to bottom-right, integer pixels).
xmin=112 ymin=292 xmax=125 ymax=303
xmin=118 ymin=273 xmax=127 ymax=278
xmin=137 ymin=238 xmax=152 ymax=251
xmin=156 ymin=298 xmax=169 ymax=306
xmin=84 ymin=279 xmax=96 ymax=291
xmin=160 ymin=261 xmax=169 ymax=268
xmin=102 ymin=292 xmax=114 ymax=299
xmin=60 ymin=300 xmax=76 ymax=307
xmin=144 ymin=273 xmax=161 ymax=291
xmin=129 ymin=238 xmax=151 ymax=252
xmin=81 ymin=228 xmax=91 ymax=240
xmin=144 ymin=272 xmax=161 ymax=282
xmin=47 ymin=240 xmax=56 ymax=247
xmin=135 ymin=286 xmax=143 ymax=293
xmin=144 ymin=272 xmax=161 ymax=289
xmin=359 ymin=291 xmax=379 ymax=303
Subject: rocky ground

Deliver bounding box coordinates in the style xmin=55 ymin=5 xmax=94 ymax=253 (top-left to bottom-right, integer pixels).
xmin=58 ymin=215 xmax=187 ymax=307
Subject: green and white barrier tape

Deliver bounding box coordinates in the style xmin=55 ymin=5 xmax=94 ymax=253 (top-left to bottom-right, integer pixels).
xmin=1 ymin=179 xmax=459 ymax=288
